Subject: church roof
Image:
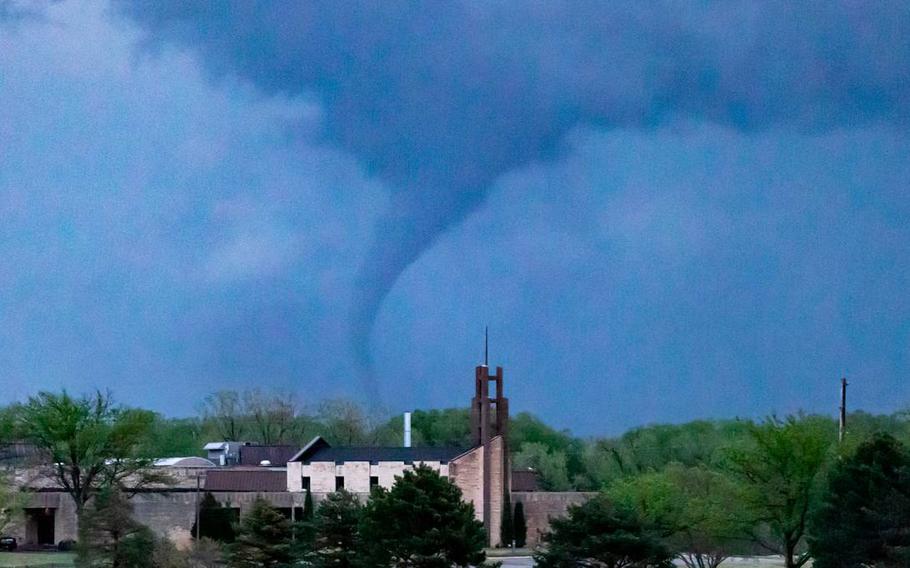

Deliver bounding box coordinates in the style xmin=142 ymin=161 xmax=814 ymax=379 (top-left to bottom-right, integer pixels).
xmin=289 ymin=436 xmax=467 ymax=464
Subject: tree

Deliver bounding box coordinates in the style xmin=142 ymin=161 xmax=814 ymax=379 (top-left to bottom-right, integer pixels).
xmin=359 ymin=464 xmax=486 ymax=567
xmin=0 ymin=470 xmax=25 ymax=536
xmin=513 ymin=442 xmax=572 ymax=491
xmin=142 ymin=415 xmax=206 ymax=458
xmin=192 ymin=492 xmax=236 ymax=543
xmin=513 ymin=502 xmax=527 ymax=548
xmin=723 ymin=415 xmax=833 ymax=568
xmin=77 ymin=487 xmax=156 ymax=568
xmin=244 ymin=389 xmax=298 ymax=445
xmin=534 ymin=495 xmax=674 ymax=568
xmin=303 ymin=489 xmax=314 ymax=520
xmin=228 ymin=498 xmax=292 ymax=568
xmin=500 ymin=491 xmax=514 ymax=548
xmin=409 ymin=408 xmax=472 ymax=447
xmin=18 ymin=390 xmax=166 ymax=516
xmin=303 ymin=490 xmax=362 ymax=568
xmin=608 ymin=465 xmax=750 ymax=568
xmin=317 ymin=399 xmax=371 ymax=446
xmin=809 ymin=433 xmax=910 ymax=568
xmin=200 ymin=391 xmax=247 ymax=442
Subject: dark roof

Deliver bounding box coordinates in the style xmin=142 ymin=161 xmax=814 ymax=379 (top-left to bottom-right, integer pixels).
xmin=0 ymin=442 xmax=41 ymax=463
xmin=204 ymin=470 xmax=286 ymax=492
xmin=239 ymin=445 xmax=300 ymax=466
xmin=511 ymin=469 xmax=540 ymax=492
xmin=303 ymin=446 xmax=466 ymax=464
xmin=289 ymin=436 xmax=467 ymax=464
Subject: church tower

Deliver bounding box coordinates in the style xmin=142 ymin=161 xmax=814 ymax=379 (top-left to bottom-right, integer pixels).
xmin=469 ymin=332 xmax=510 ymax=545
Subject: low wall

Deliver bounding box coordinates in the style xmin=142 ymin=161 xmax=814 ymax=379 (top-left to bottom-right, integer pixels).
xmin=512 ymin=491 xmax=597 ymax=548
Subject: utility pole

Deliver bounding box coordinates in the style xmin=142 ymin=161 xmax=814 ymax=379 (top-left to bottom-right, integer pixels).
xmin=195 ymin=474 xmax=201 ymax=540
xmin=839 ymin=377 xmax=848 ymax=443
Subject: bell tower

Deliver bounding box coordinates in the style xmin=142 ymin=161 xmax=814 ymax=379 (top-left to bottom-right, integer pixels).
xmin=469 ymin=328 xmax=510 ymax=545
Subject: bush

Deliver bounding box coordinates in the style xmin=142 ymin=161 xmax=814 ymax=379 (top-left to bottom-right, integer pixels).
xmin=534 ymin=495 xmax=673 ymax=568
xmin=227 ymin=498 xmax=292 ymax=568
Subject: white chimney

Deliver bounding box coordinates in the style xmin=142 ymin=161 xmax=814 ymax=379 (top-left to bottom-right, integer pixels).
xmin=404 ymin=412 xmax=412 ymax=448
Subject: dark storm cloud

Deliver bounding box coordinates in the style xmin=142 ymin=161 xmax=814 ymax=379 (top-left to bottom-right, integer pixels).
xmin=117 ymin=1 xmax=910 ymax=391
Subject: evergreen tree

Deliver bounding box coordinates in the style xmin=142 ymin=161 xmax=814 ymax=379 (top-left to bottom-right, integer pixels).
xmin=534 ymin=495 xmax=673 ymax=568
xmin=228 ymin=498 xmax=292 ymax=568
xmin=303 ymin=489 xmax=314 ymax=520
xmin=192 ymin=492 xmax=236 ymax=543
xmin=809 ymin=433 xmax=910 ymax=568
xmin=303 ymin=490 xmax=362 ymax=568
xmin=77 ymin=487 xmax=156 ymax=568
xmin=359 ymin=464 xmax=486 ymax=567
xmin=513 ymin=502 xmax=527 ymax=549
xmin=500 ymin=491 xmax=514 ymax=548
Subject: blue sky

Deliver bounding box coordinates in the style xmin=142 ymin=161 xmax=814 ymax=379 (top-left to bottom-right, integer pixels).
xmin=1 ymin=1 xmax=908 ymax=434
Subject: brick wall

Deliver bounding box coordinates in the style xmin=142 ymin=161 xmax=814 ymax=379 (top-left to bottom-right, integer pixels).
xmin=512 ymin=491 xmax=597 ymax=548
xmin=450 ymin=445 xmax=483 ymax=523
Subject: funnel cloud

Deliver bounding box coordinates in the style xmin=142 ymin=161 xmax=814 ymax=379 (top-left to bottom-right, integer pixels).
xmin=117 ymin=1 xmax=910 ymax=392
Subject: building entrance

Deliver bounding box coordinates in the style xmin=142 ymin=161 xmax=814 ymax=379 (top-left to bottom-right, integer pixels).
xmin=25 ymin=508 xmax=55 ymax=546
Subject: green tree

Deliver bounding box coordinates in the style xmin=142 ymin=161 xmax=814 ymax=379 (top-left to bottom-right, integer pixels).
xmin=228 ymin=498 xmax=292 ymax=568
xmin=303 ymin=490 xmax=362 ymax=568
xmin=19 ymin=391 xmax=166 ymax=516
xmin=0 ymin=470 xmax=25 ymax=535
xmin=303 ymin=489 xmax=315 ymax=520
xmin=500 ymin=491 xmax=514 ymax=548
xmin=510 ymin=412 xmax=587 ymax=487
xmin=534 ymin=495 xmax=673 ymax=568
xmin=513 ymin=442 xmax=572 ymax=491
xmin=77 ymin=487 xmax=156 ymax=568
xmin=513 ymin=502 xmax=527 ymax=549
xmin=608 ymin=464 xmax=750 ymax=568
xmin=317 ymin=399 xmax=371 ymax=446
xmin=359 ymin=464 xmax=486 ymax=567
xmin=410 ymin=408 xmax=472 ymax=447
xmin=142 ymin=415 xmax=206 ymax=458
xmin=808 ymin=433 xmax=910 ymax=568
xmin=723 ymin=415 xmax=833 ymax=568
xmin=192 ymin=492 xmax=236 ymax=543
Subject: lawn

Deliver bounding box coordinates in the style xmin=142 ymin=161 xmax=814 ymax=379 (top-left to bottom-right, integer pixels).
xmin=0 ymin=553 xmax=75 ymax=567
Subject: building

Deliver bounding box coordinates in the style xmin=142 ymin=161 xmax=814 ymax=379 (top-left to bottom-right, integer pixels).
xmin=6 ymin=359 xmax=587 ymax=549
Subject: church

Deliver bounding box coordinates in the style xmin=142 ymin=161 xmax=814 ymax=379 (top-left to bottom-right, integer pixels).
xmin=8 ymin=360 xmax=590 ymax=550
xmin=287 ymin=363 xmax=510 ymax=545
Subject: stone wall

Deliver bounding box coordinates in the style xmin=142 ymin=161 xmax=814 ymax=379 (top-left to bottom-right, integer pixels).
xmin=450 ymin=446 xmax=483 ymax=522
xmin=512 ymin=491 xmax=597 ymax=548
xmin=289 ymin=460 xmax=450 ymax=494
xmin=10 ymin=490 xmax=310 ymax=548
xmin=487 ymin=435 xmax=505 ymax=547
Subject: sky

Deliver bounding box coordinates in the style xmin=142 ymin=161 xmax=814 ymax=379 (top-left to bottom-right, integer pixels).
xmin=0 ymin=0 xmax=908 ymax=435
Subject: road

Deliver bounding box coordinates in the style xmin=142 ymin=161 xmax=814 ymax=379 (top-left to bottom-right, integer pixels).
xmin=493 ymin=557 xmax=534 ymax=567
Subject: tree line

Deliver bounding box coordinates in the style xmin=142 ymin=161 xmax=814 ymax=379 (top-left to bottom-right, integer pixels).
xmin=536 ymin=416 xmax=910 ymax=568
xmin=2 ymin=389 xmax=909 ymax=567
xmin=5 ymin=388 xmax=907 ymax=495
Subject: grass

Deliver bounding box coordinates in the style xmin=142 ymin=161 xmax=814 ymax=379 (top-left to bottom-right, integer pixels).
xmin=0 ymin=552 xmax=75 ymax=567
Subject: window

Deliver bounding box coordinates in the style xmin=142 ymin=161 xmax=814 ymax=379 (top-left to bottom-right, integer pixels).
xmin=301 ymin=476 xmax=310 ymax=491
xmin=370 ymin=476 xmax=379 ymax=489
xmin=335 ymin=476 xmax=345 ymax=491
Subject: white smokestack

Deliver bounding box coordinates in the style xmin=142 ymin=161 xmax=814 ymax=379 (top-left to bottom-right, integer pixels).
xmin=404 ymin=412 xmax=412 ymax=448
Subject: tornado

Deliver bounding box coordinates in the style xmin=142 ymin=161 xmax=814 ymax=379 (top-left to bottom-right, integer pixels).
xmin=119 ymin=0 xmax=910 ymax=396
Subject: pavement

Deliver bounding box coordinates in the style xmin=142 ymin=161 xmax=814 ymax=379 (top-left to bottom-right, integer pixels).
xmin=492 ymin=557 xmax=534 ymax=567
